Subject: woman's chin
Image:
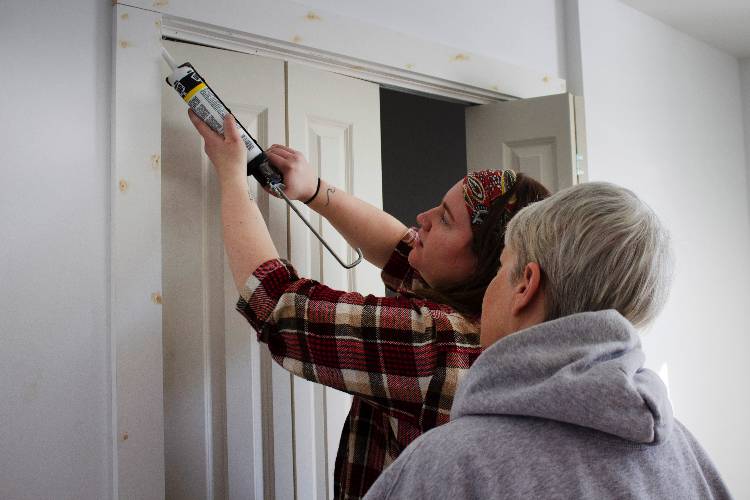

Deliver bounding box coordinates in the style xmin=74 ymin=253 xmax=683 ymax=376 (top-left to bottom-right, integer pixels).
xmin=407 ymin=249 xmax=421 ymax=270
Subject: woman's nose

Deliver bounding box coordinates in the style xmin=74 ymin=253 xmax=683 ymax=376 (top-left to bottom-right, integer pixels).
xmin=416 ymin=210 xmax=431 ymax=230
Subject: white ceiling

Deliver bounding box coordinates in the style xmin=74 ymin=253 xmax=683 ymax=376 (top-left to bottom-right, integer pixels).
xmin=621 ymin=0 xmax=750 ymax=59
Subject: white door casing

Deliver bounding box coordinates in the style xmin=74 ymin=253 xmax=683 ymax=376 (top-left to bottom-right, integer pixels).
xmin=115 ymin=5 xmax=575 ymax=497
xmin=286 ymin=62 xmax=384 ymax=500
xmin=113 ymin=7 xmax=165 ymax=499
xmin=465 ymin=93 xmax=587 ymax=191
xmin=161 ymin=40 xmax=289 ymax=500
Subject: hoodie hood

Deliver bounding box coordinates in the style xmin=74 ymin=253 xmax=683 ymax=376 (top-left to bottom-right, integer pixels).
xmin=452 ymin=310 xmax=673 ymax=444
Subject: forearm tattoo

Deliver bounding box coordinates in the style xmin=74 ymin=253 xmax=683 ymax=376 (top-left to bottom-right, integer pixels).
xmin=324 ymin=186 xmax=336 ymax=207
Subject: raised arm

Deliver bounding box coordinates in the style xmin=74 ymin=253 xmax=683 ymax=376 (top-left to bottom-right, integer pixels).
xmin=236 ymin=258 xmax=481 ymax=427
xmin=188 ymin=110 xmax=278 ymax=291
xmin=266 ymin=145 xmax=408 ymax=269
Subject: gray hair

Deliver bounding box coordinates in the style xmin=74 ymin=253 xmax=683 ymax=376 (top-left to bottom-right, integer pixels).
xmin=504 ymin=182 xmax=673 ymax=328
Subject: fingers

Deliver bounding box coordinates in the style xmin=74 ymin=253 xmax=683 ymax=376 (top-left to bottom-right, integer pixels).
xmin=268 ymin=144 xmax=301 ymax=157
xmin=267 ymin=146 xmax=295 ymax=160
xmin=187 ymin=109 xmax=220 ymax=141
xmin=266 ymin=149 xmax=294 ymax=169
xmin=188 ymin=110 xmax=243 ymax=147
xmin=223 ymin=114 xmax=241 ymax=143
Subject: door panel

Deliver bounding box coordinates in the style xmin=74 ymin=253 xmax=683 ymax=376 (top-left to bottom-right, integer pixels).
xmin=287 ymin=62 xmax=383 ymax=500
xmin=465 ymin=93 xmax=583 ymax=191
xmin=161 ymin=40 xmax=288 ymax=500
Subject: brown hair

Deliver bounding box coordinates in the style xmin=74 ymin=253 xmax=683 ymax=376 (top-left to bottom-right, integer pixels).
xmin=414 ymin=173 xmax=550 ymax=317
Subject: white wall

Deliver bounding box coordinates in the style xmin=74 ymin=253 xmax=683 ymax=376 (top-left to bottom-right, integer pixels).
xmin=575 ymin=1 xmax=750 ymax=497
xmin=0 ymin=1 xmax=112 ymax=499
xmin=300 ymin=0 xmax=568 ymax=80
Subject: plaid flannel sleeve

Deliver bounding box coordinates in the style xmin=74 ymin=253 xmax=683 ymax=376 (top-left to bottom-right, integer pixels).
xmin=236 ymin=257 xmax=480 ymax=427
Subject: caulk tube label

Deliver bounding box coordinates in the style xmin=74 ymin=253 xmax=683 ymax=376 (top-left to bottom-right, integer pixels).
xmin=168 ymin=64 xmax=263 ymax=164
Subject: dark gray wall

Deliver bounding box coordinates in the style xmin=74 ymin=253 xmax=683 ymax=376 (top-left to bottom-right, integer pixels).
xmin=380 ymin=88 xmax=469 ymax=227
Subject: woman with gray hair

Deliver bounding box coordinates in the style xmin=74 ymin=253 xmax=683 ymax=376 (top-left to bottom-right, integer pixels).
xmin=365 ymin=182 xmax=731 ymax=500
xmin=501 ymin=181 xmax=674 ymax=329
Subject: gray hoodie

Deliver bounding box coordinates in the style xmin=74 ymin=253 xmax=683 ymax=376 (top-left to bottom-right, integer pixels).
xmin=364 ymin=310 xmax=731 ymax=499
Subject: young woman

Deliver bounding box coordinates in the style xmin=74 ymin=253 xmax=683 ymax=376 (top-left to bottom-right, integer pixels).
xmin=188 ymin=111 xmax=550 ymax=499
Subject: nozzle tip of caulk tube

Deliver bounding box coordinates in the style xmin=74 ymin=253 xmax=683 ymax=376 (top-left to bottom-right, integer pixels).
xmin=161 ymin=47 xmax=178 ymax=72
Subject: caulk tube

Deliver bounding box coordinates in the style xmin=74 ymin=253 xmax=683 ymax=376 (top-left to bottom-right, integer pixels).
xmin=163 ymin=49 xmax=282 ymax=187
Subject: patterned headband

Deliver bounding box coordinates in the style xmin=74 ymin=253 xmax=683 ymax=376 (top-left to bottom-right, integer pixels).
xmin=462 ymin=169 xmax=518 ymax=226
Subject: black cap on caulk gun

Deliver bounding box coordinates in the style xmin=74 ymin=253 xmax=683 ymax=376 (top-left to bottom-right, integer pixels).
xmin=162 ymin=47 xmax=193 ymax=88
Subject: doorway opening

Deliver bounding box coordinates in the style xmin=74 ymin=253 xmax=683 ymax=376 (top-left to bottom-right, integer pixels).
xmin=379 ymin=87 xmax=471 ymax=229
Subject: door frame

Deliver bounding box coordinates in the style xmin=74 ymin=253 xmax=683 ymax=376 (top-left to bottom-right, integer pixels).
xmin=110 ymin=2 xmax=568 ymax=498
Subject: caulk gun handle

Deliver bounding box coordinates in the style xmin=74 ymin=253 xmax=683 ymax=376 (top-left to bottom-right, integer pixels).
xmin=247 ymin=152 xmax=284 ymax=188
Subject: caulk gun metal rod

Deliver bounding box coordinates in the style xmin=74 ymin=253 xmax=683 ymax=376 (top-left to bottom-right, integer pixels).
xmin=271 ymin=185 xmax=364 ymax=269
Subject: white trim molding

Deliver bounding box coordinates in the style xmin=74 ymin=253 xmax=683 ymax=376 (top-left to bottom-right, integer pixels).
xmin=119 ymin=0 xmax=565 ymax=102
xmin=111 ymin=5 xmax=165 ymax=499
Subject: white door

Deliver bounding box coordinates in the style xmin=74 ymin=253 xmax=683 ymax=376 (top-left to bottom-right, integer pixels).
xmin=161 ymin=40 xmax=290 ymax=500
xmin=286 ymin=62 xmax=383 ymax=500
xmin=465 ymin=93 xmax=587 ymax=190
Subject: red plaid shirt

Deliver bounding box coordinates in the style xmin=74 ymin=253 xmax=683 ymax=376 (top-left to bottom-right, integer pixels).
xmin=236 ymin=229 xmax=482 ymax=499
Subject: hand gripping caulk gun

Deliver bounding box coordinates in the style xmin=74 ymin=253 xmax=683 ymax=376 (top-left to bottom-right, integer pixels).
xmin=162 ymin=47 xmax=362 ymax=269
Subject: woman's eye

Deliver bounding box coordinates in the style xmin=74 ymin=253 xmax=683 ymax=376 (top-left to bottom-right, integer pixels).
xmin=440 ymin=213 xmax=449 ymax=225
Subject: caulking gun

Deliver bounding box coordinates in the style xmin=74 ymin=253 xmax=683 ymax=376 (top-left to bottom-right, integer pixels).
xmin=162 ymin=47 xmax=362 ymax=269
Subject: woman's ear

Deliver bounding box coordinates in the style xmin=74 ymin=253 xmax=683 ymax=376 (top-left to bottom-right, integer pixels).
xmin=510 ymin=262 xmax=542 ymax=316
